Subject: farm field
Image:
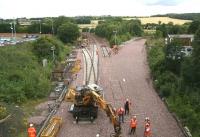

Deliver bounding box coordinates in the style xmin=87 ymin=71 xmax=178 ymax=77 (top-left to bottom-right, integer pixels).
xmin=78 ymin=20 xmax=99 ymax=29
xmin=78 ymin=17 xmax=192 ymax=29
xmin=123 ymin=17 xmax=192 ymax=25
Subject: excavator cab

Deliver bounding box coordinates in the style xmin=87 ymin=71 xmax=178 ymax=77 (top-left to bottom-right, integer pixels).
xmin=66 ymin=84 xmax=121 ymax=136
xmin=66 ymin=84 xmax=102 ymax=123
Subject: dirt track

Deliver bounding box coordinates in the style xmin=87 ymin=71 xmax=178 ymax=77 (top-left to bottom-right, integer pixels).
xmin=56 ymin=35 xmax=184 ymax=137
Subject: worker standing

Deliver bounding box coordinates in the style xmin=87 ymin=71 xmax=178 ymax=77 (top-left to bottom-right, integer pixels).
xmin=118 ymin=107 xmax=125 ymax=123
xmin=124 ymin=98 xmax=131 ymax=115
xmin=129 ymin=116 xmax=137 ymax=135
xmin=145 ymin=117 xmax=150 ymax=128
xmin=28 ymin=123 xmax=36 ymax=137
xmin=144 ymin=123 xmax=151 ymax=137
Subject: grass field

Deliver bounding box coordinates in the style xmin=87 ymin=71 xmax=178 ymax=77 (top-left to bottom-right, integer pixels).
xmin=78 ymin=20 xmax=99 ymax=29
xmin=78 ymin=17 xmax=192 ymax=29
xmin=123 ymin=17 xmax=192 ymax=25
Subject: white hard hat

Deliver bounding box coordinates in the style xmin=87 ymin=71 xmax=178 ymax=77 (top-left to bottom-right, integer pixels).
xmin=145 ymin=117 xmax=149 ymax=120
xmin=30 ymin=123 xmax=33 ymax=127
xmin=133 ymin=116 xmax=136 ymax=119
xmin=126 ymin=98 xmax=129 ymax=101
xmin=96 ymin=134 xmax=100 ymax=137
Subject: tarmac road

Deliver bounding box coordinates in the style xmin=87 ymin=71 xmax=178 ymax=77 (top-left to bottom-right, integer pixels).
xmin=56 ymin=35 xmax=184 ymax=137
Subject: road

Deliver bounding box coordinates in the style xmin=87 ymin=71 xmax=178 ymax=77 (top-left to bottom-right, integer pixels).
xmin=56 ymin=35 xmax=184 ymax=137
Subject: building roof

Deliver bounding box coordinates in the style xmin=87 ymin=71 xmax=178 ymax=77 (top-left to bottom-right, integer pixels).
xmin=168 ymin=34 xmax=194 ymax=39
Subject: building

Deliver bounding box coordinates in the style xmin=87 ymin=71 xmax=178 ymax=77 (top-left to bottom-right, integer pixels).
xmin=167 ymin=34 xmax=194 ymax=46
xmin=167 ymin=34 xmax=194 ymax=57
xmin=17 ymin=18 xmax=31 ymax=26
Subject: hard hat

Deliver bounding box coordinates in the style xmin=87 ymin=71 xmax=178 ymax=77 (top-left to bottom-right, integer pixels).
xmin=133 ymin=116 xmax=136 ymax=119
xmin=96 ymin=134 xmax=100 ymax=137
xmin=30 ymin=123 xmax=33 ymax=127
xmin=145 ymin=117 xmax=149 ymax=121
xmin=126 ymin=98 xmax=129 ymax=101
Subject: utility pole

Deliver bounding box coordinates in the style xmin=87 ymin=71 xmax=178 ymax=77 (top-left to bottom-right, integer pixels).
xmin=10 ymin=23 xmax=13 ymax=39
xmin=13 ymin=20 xmax=16 ymax=41
xmin=39 ymin=20 xmax=42 ymax=35
xmin=51 ymin=18 xmax=54 ymax=35
xmin=51 ymin=46 xmax=55 ymax=61
xmin=113 ymin=30 xmax=117 ymax=45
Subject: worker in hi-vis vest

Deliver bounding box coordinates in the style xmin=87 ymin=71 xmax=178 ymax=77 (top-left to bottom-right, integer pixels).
xmin=28 ymin=123 xmax=36 ymax=137
xmin=129 ymin=116 xmax=137 ymax=135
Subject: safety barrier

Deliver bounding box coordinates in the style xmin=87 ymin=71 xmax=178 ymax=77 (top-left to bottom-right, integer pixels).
xmin=0 ymin=114 xmax=11 ymax=124
xmin=40 ymin=117 xmax=62 ymax=137
xmin=37 ymin=87 xmax=68 ymax=137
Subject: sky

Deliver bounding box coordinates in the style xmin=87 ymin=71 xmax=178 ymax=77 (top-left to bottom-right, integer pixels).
xmin=0 ymin=0 xmax=200 ymax=19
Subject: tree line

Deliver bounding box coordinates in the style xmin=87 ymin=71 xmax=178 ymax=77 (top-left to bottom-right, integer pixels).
xmin=95 ymin=17 xmax=143 ymax=45
xmin=0 ymin=16 xmax=79 ymax=39
xmin=147 ymin=22 xmax=200 ymax=137
xmin=147 ymin=20 xmax=200 ymax=38
xmin=152 ymin=13 xmax=200 ymax=21
xmin=0 ymin=36 xmax=70 ymax=104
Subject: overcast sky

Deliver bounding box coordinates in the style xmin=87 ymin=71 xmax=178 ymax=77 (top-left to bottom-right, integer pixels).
xmin=0 ymin=0 xmax=200 ymax=19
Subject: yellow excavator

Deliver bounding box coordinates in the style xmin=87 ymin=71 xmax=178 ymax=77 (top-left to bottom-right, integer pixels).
xmin=65 ymin=84 xmax=121 ymax=137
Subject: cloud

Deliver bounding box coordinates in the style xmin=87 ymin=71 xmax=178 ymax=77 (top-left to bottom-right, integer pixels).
xmin=141 ymin=0 xmax=187 ymax=6
xmin=0 ymin=0 xmax=199 ymax=18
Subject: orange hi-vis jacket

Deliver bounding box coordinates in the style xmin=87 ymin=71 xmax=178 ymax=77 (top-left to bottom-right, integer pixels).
xmin=144 ymin=126 xmax=151 ymax=136
xmin=130 ymin=119 xmax=137 ymax=128
xmin=28 ymin=127 xmax=36 ymax=137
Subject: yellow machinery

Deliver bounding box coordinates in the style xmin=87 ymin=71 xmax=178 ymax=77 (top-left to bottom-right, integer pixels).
xmin=70 ymin=59 xmax=81 ymax=74
xmin=66 ymin=84 xmax=121 ymax=137
xmin=40 ymin=117 xmax=62 ymax=137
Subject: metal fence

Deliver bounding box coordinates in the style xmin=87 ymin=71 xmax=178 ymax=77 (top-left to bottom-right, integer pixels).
xmin=0 ymin=104 xmax=25 ymax=137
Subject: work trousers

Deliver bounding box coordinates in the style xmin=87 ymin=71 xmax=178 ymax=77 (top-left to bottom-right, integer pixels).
xmin=118 ymin=114 xmax=124 ymax=123
xmin=130 ymin=127 xmax=136 ymax=135
xmin=124 ymin=107 xmax=129 ymax=115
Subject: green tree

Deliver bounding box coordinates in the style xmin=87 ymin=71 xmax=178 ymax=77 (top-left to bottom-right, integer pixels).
xmin=82 ymin=27 xmax=90 ymax=32
xmin=75 ymin=17 xmax=91 ymax=24
xmin=165 ymin=39 xmax=183 ymax=74
xmin=33 ymin=36 xmax=65 ymax=60
xmin=154 ymin=30 xmax=163 ymax=38
xmin=188 ymin=21 xmax=200 ymax=34
xmin=54 ymin=16 xmax=75 ymax=34
xmin=182 ymin=27 xmax=200 ymax=86
xmin=0 ymin=23 xmax=11 ymax=33
xmin=0 ymin=105 xmax=8 ymax=119
xmin=128 ymin=20 xmax=143 ymax=36
xmin=0 ymin=43 xmax=51 ymax=104
xmin=95 ymin=19 xmax=143 ymax=45
xmin=156 ymin=24 xmax=168 ymax=37
xmin=57 ymin=22 xmax=80 ymax=43
xmin=27 ymin=23 xmax=40 ymax=33
xmin=190 ymin=27 xmax=200 ymax=86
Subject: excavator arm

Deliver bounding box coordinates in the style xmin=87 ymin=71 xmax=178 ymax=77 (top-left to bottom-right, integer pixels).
xmin=65 ymin=85 xmax=121 ymax=136
xmin=90 ymin=91 xmax=121 ymax=136
xmin=65 ymin=88 xmax=76 ymax=102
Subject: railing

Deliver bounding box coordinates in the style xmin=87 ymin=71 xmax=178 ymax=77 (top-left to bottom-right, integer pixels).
xmin=36 ymin=86 xmax=68 ymax=137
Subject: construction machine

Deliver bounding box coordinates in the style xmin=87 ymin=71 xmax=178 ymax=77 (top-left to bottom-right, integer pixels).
xmin=65 ymin=84 xmax=121 ymax=137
